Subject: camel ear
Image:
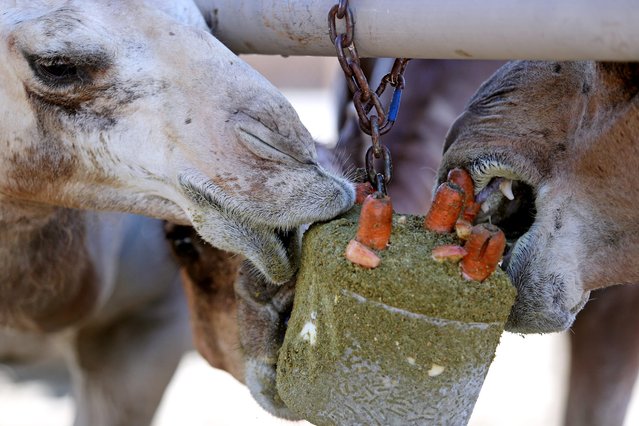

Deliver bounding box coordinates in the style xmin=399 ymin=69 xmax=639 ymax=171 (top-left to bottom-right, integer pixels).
xmin=595 ymin=62 xmax=639 ymax=100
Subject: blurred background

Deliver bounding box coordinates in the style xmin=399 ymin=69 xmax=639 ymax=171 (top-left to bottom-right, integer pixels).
xmin=1 ymin=56 xmax=638 ymax=426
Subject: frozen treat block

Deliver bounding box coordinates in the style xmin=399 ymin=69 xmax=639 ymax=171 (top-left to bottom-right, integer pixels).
xmin=276 ymin=207 xmax=516 ymax=425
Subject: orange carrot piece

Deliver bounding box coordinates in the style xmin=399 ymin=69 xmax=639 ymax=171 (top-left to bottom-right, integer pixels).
xmin=345 ymin=239 xmax=381 ymax=269
xmin=462 ymin=201 xmax=482 ymax=223
xmin=460 ymin=224 xmax=506 ymax=282
xmin=424 ymin=182 xmax=465 ymax=233
xmin=431 ymin=245 xmax=468 ymax=263
xmin=355 ymin=193 xmax=393 ymax=250
xmin=447 ymin=168 xmax=483 ymax=222
xmin=447 ymin=168 xmax=474 ymax=206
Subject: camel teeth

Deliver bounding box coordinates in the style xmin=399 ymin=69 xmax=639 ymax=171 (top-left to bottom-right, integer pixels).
xmin=499 ymin=179 xmax=515 ymax=201
xmin=481 ymin=201 xmax=491 ymax=213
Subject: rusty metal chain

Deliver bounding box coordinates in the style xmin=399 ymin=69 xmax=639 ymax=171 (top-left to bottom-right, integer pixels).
xmin=329 ymin=0 xmax=410 ymax=194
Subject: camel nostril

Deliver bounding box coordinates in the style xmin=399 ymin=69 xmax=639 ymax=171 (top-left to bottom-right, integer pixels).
xmin=234 ymin=110 xmax=312 ymax=165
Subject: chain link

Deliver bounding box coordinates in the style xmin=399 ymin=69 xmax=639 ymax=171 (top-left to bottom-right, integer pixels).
xmin=329 ymin=0 xmax=410 ymax=193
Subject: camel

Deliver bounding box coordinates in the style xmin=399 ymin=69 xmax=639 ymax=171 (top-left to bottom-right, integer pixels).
xmin=0 ymin=0 xmax=353 ymax=424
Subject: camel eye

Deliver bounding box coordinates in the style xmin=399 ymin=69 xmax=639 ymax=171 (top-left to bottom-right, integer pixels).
xmin=39 ymin=61 xmax=78 ymax=79
xmin=29 ymin=56 xmax=87 ymax=87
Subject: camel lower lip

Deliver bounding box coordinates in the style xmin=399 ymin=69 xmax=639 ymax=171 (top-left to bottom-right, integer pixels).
xmin=250 ymin=226 xmax=301 ymax=284
xmin=190 ymin=207 xmax=301 ymax=284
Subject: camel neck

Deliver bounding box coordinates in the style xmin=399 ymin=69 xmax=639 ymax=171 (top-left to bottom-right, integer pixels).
xmin=0 ymin=198 xmax=59 ymax=229
xmin=0 ymin=199 xmax=97 ymax=332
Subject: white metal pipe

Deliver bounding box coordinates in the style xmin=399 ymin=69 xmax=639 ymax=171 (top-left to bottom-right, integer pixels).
xmin=195 ymin=0 xmax=639 ymax=60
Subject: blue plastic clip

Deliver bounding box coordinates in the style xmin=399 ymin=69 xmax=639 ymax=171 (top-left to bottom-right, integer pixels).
xmin=388 ymin=87 xmax=403 ymax=123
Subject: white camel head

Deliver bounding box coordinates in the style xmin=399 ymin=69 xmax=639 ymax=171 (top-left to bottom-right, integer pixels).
xmin=0 ymin=0 xmax=354 ymax=284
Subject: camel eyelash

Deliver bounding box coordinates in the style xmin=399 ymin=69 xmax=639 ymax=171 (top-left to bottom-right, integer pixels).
xmin=25 ymin=50 xmax=112 ymax=89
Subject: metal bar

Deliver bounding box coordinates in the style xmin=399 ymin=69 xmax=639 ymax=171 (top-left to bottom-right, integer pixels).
xmin=195 ymin=0 xmax=639 ymax=60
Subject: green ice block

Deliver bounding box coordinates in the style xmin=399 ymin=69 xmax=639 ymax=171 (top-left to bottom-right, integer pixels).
xmin=276 ymin=207 xmax=516 ymax=425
